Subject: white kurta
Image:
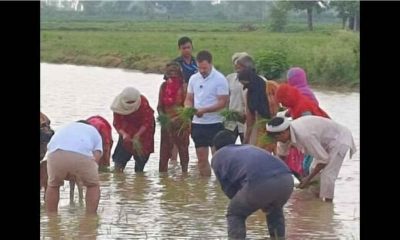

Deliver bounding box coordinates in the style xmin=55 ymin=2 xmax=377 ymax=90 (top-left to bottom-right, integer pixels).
xmin=225 ymin=73 xmax=247 ymax=133
xmin=289 ymin=116 xmax=357 ymax=199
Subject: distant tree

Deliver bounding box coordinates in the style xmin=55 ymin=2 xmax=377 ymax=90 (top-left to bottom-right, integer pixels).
xmin=331 ymin=1 xmax=359 ymax=31
xmin=347 ymin=1 xmax=360 ymax=31
xmin=268 ymin=2 xmax=289 ymax=32
xmin=332 ymin=1 xmax=349 ymax=29
xmin=289 ymin=1 xmax=320 ymax=31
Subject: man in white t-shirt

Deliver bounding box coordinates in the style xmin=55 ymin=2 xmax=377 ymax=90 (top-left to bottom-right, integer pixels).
xmin=45 ymin=120 xmax=103 ymax=214
xmin=184 ymin=50 xmax=229 ymax=176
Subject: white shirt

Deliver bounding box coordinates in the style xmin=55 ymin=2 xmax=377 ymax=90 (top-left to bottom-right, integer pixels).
xmin=47 ymin=122 xmax=103 ymax=157
xmin=289 ymin=116 xmax=357 ymax=163
xmin=187 ymin=67 xmax=229 ymax=124
xmin=225 ymin=73 xmax=247 ymax=133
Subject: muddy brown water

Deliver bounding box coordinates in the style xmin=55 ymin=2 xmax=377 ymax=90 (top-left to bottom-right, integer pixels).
xmin=40 ymin=63 xmax=359 ymax=239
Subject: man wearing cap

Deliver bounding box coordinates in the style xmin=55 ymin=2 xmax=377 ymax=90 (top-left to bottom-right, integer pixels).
xmin=111 ymin=87 xmax=155 ymax=173
xmin=211 ymin=130 xmax=293 ymax=240
xmin=266 ymin=116 xmax=357 ymax=202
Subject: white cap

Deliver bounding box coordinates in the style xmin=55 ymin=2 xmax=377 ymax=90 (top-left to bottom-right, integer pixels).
xmin=266 ymin=117 xmax=290 ymax=132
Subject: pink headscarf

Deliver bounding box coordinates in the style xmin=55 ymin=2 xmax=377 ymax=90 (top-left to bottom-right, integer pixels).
xmin=287 ymin=67 xmax=319 ymax=105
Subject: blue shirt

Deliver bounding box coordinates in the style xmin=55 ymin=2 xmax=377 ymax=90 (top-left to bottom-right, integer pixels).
xmin=211 ymin=144 xmax=291 ymax=199
xmin=174 ymin=56 xmax=198 ymax=83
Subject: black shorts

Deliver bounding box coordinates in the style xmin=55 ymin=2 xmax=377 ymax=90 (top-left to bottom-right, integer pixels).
xmin=191 ymin=123 xmax=225 ymax=148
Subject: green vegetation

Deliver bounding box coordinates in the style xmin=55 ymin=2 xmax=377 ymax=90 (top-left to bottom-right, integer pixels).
xmin=219 ymin=109 xmax=244 ymax=123
xmin=41 ymin=20 xmax=359 ymax=89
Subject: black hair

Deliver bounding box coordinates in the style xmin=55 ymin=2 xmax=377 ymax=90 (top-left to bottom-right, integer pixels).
xmin=269 ymin=117 xmax=285 ymax=126
xmin=178 ymin=36 xmax=193 ymax=47
xmin=196 ymin=50 xmax=213 ymax=63
xmin=266 ymin=117 xmax=287 ymax=137
xmin=212 ymin=130 xmax=237 ymax=151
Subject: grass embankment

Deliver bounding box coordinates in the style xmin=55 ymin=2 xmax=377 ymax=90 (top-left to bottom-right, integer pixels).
xmin=41 ymin=21 xmax=359 ymax=90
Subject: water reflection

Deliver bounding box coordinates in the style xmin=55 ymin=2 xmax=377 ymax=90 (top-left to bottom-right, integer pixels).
xmin=286 ymin=191 xmax=341 ymax=239
xmin=40 ymin=64 xmax=359 ymax=239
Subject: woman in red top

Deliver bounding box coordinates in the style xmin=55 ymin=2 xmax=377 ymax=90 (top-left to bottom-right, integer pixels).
xmin=110 ymin=87 xmax=155 ymax=173
xmin=86 ymin=115 xmax=113 ymax=170
xmin=157 ymin=62 xmax=190 ymax=172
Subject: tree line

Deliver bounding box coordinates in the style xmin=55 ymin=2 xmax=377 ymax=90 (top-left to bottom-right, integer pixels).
xmin=41 ymin=0 xmax=359 ymax=32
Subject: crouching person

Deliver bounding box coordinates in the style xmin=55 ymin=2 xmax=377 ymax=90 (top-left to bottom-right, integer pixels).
xmin=266 ymin=116 xmax=357 ymax=202
xmin=211 ymin=130 xmax=294 ymax=240
xmin=111 ymin=87 xmax=155 ymax=173
xmin=45 ymin=120 xmax=103 ymax=214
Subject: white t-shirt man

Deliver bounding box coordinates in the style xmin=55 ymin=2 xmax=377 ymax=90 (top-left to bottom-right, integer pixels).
xmin=187 ymin=67 xmax=229 ymax=124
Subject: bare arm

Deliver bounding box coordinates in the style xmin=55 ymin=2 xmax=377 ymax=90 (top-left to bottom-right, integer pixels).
xmin=184 ymin=92 xmax=194 ymax=108
xmin=298 ymin=163 xmax=327 ymax=188
xmin=196 ymin=95 xmax=229 ymax=117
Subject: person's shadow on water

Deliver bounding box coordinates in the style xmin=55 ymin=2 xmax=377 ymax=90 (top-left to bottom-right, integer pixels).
xmin=284 ymin=190 xmax=338 ymax=239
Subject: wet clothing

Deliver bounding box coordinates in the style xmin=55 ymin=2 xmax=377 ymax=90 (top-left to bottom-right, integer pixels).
xmin=211 ymin=144 xmax=293 ymax=239
xmin=112 ymin=136 xmax=150 ymax=172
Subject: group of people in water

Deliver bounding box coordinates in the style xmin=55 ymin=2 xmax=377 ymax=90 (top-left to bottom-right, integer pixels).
xmin=40 ymin=36 xmax=356 ymax=239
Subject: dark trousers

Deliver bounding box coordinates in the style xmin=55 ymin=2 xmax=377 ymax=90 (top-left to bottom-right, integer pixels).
xmin=112 ymin=136 xmax=149 ymax=172
xmin=227 ymin=173 xmax=294 ymax=239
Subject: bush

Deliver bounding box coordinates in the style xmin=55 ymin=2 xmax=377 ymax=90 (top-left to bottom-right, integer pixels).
xmin=307 ymin=32 xmax=359 ymax=86
xmin=255 ymin=50 xmax=289 ymax=80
